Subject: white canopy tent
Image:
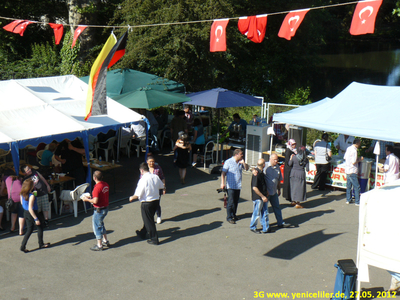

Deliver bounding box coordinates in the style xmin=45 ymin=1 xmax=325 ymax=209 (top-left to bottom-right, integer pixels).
xmin=0 ymin=75 xmax=145 ymax=183
xmin=273 ymin=82 xmax=400 ymax=293
xmin=273 ymin=82 xmax=400 ymax=143
xmin=357 ymin=180 xmax=400 ymax=289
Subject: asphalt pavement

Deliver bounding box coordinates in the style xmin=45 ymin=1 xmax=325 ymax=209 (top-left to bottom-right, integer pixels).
xmin=0 ymin=149 xmax=395 ymax=300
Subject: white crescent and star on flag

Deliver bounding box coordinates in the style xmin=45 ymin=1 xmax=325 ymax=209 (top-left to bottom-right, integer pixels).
xmin=288 ymin=15 xmax=300 ymax=32
xmin=359 ymin=6 xmax=374 ymax=24
xmin=215 ymin=25 xmax=223 ymax=42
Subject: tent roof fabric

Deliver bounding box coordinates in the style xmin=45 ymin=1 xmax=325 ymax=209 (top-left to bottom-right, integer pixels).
xmin=0 ymin=75 xmax=144 ymax=148
xmin=80 ymin=68 xmax=185 ymax=97
xmin=273 ymin=82 xmax=400 ymax=143
xmin=184 ymin=88 xmax=262 ymax=108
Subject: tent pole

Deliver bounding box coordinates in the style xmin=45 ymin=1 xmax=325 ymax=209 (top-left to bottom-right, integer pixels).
xmin=373 ymin=142 xmax=380 ymax=189
xmin=216 ymin=109 xmax=220 ymax=163
xmin=117 ymin=127 xmax=121 ymax=162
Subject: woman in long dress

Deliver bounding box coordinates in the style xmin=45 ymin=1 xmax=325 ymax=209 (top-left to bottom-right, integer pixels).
xmin=287 ymin=147 xmax=309 ymax=209
xmin=282 ymin=139 xmax=297 ymax=205
xmin=173 ymin=132 xmax=192 ymax=184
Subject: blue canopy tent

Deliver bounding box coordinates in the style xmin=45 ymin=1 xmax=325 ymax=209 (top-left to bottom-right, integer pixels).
xmin=0 ymin=75 xmax=146 ymax=185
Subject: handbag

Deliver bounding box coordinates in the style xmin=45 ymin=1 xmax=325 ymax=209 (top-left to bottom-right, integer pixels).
xmin=325 ymin=144 xmax=332 ymax=162
xmin=5 ymin=181 xmax=18 ymax=212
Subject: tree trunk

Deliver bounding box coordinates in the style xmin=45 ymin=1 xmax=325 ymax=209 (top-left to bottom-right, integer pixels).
xmin=67 ymin=0 xmax=99 ymax=55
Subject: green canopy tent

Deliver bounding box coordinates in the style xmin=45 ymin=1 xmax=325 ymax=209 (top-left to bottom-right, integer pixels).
xmin=113 ymin=87 xmax=190 ymax=109
xmin=80 ymin=68 xmax=185 ymax=98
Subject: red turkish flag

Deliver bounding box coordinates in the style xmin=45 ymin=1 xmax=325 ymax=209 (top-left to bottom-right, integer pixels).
xmin=210 ymin=19 xmax=229 ymax=52
xmin=3 ymin=20 xmax=24 ymax=32
xmin=238 ymin=15 xmax=267 ymax=43
xmin=72 ymin=26 xmax=87 ymax=48
xmin=350 ymin=0 xmax=382 ymax=35
xmin=278 ymin=9 xmax=309 ymax=40
xmin=3 ymin=20 xmax=33 ymax=36
xmin=49 ymin=23 xmax=64 ymax=45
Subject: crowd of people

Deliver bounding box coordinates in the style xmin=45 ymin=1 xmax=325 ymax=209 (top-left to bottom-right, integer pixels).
xmin=1 ymin=106 xmax=400 ymax=291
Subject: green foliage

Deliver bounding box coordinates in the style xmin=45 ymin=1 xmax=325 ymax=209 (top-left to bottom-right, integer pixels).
xmin=283 ymin=87 xmax=312 ymax=106
xmin=393 ymin=1 xmax=400 ymax=17
xmin=1 ymin=42 xmax=60 ymax=79
xmin=59 ymin=31 xmax=92 ymax=77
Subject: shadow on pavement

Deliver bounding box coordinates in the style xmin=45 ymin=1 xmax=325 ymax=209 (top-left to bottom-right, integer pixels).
xmin=282 ymin=209 xmax=335 ymax=226
xmin=163 ymin=207 xmax=221 ymax=222
xmin=160 ymin=221 xmax=223 ymax=245
xmin=50 ymin=231 xmax=115 ymax=247
xmin=264 ymin=229 xmax=342 ymax=260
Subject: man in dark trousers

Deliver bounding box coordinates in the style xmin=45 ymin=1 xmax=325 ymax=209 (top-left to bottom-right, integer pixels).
xmin=130 ymin=162 xmax=164 ymax=245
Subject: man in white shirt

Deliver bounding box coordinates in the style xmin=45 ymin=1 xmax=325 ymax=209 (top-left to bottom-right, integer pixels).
xmin=334 ymin=134 xmax=355 ymax=157
xmin=367 ymin=140 xmax=394 ymax=160
xmin=379 ymin=145 xmax=399 ymax=184
xmin=129 ymin=162 xmax=164 ymax=245
xmin=344 ymin=139 xmax=363 ymax=206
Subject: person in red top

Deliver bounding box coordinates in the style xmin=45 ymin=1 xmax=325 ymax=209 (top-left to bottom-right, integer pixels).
xmin=82 ymin=171 xmax=110 ymax=251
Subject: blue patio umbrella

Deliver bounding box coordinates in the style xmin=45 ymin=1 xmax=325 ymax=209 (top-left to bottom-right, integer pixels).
xmin=183 ymin=88 xmax=262 ymax=108
xmin=184 ymin=88 xmax=262 ymax=163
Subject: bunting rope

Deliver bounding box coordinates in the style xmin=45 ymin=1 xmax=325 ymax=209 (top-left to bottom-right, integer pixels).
xmin=0 ymin=0 xmax=373 ymax=30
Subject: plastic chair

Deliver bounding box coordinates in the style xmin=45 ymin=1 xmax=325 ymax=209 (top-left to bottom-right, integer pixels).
xmin=96 ymin=136 xmax=116 ymax=161
xmin=133 ymin=138 xmax=146 ymax=158
xmin=36 ymin=150 xmax=45 ymax=165
xmin=120 ymin=135 xmax=132 ymax=158
xmin=0 ymin=149 xmax=10 ymax=163
xmin=59 ymin=183 xmax=90 ymax=217
xmin=161 ymin=129 xmax=174 ymax=150
xmin=198 ymin=141 xmax=215 ymax=170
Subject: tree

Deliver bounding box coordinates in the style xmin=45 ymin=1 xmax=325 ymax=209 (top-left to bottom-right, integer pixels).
xmin=112 ymin=0 xmax=333 ymax=103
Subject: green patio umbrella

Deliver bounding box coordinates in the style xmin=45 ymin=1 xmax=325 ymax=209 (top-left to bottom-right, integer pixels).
xmin=80 ymin=68 xmax=185 ymax=98
xmin=113 ymin=87 xmax=190 ymax=109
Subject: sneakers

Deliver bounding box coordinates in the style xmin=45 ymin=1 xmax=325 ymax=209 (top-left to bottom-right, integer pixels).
xmin=278 ymin=222 xmax=290 ymax=228
xmin=102 ymin=240 xmax=110 ymax=247
xmin=156 ymin=217 xmax=162 ymax=224
xmin=192 ymin=162 xmax=197 ymax=167
xmin=250 ymin=229 xmax=261 ymax=234
xmin=90 ymin=244 xmax=103 ymax=251
xmin=227 ymin=219 xmax=236 ymax=224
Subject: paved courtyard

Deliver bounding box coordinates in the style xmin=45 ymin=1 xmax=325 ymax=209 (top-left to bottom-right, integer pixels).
xmin=0 ymin=151 xmax=395 ymax=300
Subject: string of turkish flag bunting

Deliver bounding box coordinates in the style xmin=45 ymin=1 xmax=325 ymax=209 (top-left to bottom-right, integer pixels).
xmin=210 ymin=0 xmax=382 ymax=52
xmin=1 ymin=0 xmax=384 ymax=53
xmin=3 ymin=19 xmax=87 ymax=48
